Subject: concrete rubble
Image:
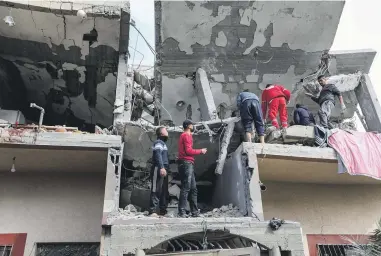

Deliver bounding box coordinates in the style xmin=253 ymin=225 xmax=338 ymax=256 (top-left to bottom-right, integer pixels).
xmin=115 ymin=204 xmax=243 ymax=219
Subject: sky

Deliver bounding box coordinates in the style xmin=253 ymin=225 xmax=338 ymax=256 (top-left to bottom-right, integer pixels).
xmin=129 ymin=0 xmax=381 ymax=99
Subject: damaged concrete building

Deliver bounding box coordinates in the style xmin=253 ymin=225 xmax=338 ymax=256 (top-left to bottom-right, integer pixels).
xmin=2 ymin=0 xmax=381 ymax=256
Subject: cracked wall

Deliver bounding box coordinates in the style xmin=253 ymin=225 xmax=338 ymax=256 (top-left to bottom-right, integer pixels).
xmin=156 ymin=1 xmax=346 ymax=125
xmin=0 ymin=1 xmax=129 ymax=130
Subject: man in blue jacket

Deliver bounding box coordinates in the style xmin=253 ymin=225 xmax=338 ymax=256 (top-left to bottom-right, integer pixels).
xmin=293 ymin=104 xmax=315 ymax=126
xmin=149 ymin=127 xmax=169 ymax=217
xmin=236 ymin=90 xmax=265 ymax=143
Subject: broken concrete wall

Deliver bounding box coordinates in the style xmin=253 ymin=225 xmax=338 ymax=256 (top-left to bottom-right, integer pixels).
xmin=213 ymin=144 xmax=248 ymax=216
xmin=102 ymin=219 xmax=305 ymax=255
xmin=119 ymin=121 xmax=241 ymax=177
xmin=156 ymin=1 xmax=346 ymax=125
xmin=0 ymin=1 xmax=129 ymax=130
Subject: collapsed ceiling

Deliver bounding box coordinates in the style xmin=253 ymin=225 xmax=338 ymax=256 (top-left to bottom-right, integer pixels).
xmin=0 ymin=1 xmax=129 ymax=131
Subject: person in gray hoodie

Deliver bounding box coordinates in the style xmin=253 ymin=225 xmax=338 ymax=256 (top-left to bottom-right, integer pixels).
xmin=306 ymin=75 xmax=346 ymax=129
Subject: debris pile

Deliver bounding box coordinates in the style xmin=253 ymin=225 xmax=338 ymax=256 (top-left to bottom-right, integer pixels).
xmin=121 ymin=204 xmax=148 ymax=217
xmin=203 ymin=204 xmax=244 ymax=218
xmin=131 ymin=70 xmax=156 ymax=124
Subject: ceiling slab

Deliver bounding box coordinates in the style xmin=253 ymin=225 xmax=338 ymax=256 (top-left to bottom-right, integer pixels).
xmin=0 ymin=146 xmax=107 ymax=172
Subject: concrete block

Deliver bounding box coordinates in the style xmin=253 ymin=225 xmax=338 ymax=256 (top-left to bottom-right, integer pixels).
xmin=130 ymin=186 xmax=150 ymax=210
xmin=119 ymin=189 xmax=132 ymax=209
xmin=195 ymin=68 xmax=217 ymax=121
xmin=283 ymin=125 xmax=315 ymax=143
xmin=168 ymin=184 xmax=180 ymax=199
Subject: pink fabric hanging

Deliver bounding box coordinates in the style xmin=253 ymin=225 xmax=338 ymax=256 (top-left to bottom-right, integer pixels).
xmin=328 ymin=130 xmax=381 ymax=180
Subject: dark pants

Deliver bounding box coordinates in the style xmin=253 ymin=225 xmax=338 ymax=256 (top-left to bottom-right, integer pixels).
xmin=149 ymin=165 xmax=169 ymax=215
xmin=318 ymin=100 xmax=335 ymax=129
xmin=240 ymin=99 xmax=265 ymax=136
xmin=178 ymin=160 xmax=198 ymax=215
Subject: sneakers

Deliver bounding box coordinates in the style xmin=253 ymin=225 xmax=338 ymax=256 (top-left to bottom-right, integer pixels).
xmin=178 ymin=213 xmax=188 ymax=218
xmin=149 ymin=213 xmax=159 ymax=217
xmin=191 ymin=212 xmax=202 ymax=218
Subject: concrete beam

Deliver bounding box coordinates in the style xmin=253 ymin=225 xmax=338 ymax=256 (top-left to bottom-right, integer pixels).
xmin=247 ymin=153 xmax=264 ymax=221
xmin=119 ymin=8 xmax=131 ymax=54
xmin=329 ymin=49 xmax=376 ymax=74
xmin=0 ymin=131 xmax=122 ymax=149
xmin=195 ymin=68 xmax=217 ymax=121
xmin=102 ymin=147 xmax=123 ymax=225
xmin=242 ymin=143 xmax=337 ymax=162
xmin=215 ymin=121 xmax=235 ymax=174
xmin=104 ymin=219 xmax=304 ymax=255
xmin=150 ymin=247 xmax=260 ymax=256
xmin=355 ymin=74 xmax=381 ymax=132
xmin=114 ymin=55 xmax=131 ymax=124
xmin=0 ymin=0 xmax=126 ymax=18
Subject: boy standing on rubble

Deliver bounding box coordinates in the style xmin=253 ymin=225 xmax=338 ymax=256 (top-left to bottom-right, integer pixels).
xmin=261 ymin=84 xmax=291 ymax=130
xmin=306 ymin=75 xmax=346 ymax=129
xmin=149 ymin=127 xmax=170 ymax=217
xmin=177 ymin=120 xmax=207 ymax=218
xmin=236 ymin=91 xmax=265 ymax=143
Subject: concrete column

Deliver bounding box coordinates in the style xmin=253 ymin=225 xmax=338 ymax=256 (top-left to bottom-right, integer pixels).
xmin=355 ymin=74 xmax=381 ymax=132
xmin=114 ymin=55 xmax=133 ymax=124
xmin=269 ymin=246 xmax=281 ymax=256
xmin=195 ymin=68 xmax=217 ymax=121
xmin=102 ymin=147 xmax=123 ymax=225
xmin=215 ymin=121 xmax=235 ymax=175
xmin=247 ymin=152 xmax=264 ymax=221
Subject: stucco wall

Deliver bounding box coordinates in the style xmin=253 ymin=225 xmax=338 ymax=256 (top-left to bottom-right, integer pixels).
xmin=262 ymin=182 xmax=381 ymax=255
xmin=156 ymin=1 xmax=347 ymax=124
xmin=0 ymin=172 xmax=106 ymax=256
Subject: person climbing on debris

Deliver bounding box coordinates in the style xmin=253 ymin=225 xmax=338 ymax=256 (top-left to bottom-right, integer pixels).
xmin=261 ymin=84 xmax=291 ymax=130
xmin=177 ymin=120 xmax=207 ymax=218
xmin=149 ymin=127 xmax=170 ymax=217
xmin=236 ymin=90 xmax=265 ymax=143
xmin=293 ymin=104 xmax=315 ymax=126
xmin=306 ymin=75 xmax=346 ymax=129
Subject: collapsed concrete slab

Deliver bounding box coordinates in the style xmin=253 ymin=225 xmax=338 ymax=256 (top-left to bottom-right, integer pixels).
xmin=214 ymin=143 xmax=264 ymax=220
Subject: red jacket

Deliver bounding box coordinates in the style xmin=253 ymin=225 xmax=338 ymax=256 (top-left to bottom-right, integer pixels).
xmin=261 ymin=84 xmax=291 ymax=116
xmin=178 ymin=132 xmax=201 ymax=164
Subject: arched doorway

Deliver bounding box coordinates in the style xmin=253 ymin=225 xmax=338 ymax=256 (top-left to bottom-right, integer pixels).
xmin=143 ymin=230 xmax=269 ymax=255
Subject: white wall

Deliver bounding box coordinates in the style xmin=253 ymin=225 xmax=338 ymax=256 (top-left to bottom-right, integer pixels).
xmin=0 ymin=172 xmax=106 ymax=256
xmin=262 ymin=182 xmax=381 ymax=255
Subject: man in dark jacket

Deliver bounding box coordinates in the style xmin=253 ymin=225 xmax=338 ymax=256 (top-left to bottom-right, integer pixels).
xmin=236 ymin=91 xmax=265 ymax=143
xmin=306 ymin=75 xmax=346 ymax=129
xmin=149 ymin=127 xmax=169 ymax=217
xmin=293 ymin=104 xmax=315 ymax=126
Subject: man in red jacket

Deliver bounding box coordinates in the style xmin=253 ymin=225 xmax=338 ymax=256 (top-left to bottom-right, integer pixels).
xmin=261 ymin=84 xmax=291 ymax=129
xmin=177 ymin=120 xmax=207 ymax=217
